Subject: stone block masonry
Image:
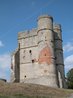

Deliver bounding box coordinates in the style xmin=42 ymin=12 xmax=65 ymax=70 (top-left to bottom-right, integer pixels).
xmin=11 ymin=15 xmax=66 ymax=88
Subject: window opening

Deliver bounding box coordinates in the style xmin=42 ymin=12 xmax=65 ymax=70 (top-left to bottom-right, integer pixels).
xmin=29 ymin=50 xmax=32 ymax=53
xmin=32 ymin=59 xmax=34 ymax=63
xmin=45 ymin=54 xmax=46 ymax=56
xmin=24 ymin=75 xmax=26 ymax=78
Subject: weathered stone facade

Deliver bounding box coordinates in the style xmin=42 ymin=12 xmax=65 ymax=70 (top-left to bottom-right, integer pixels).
xmin=11 ymin=15 xmax=66 ymax=88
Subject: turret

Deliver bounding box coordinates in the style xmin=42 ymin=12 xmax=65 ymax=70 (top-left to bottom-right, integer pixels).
xmin=37 ymin=15 xmax=58 ymax=87
xmin=53 ymin=24 xmax=66 ymax=88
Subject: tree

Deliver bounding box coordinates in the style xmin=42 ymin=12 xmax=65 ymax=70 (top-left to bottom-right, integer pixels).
xmin=66 ymin=68 xmax=73 ymax=89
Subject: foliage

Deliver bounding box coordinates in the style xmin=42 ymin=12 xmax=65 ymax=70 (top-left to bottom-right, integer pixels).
xmin=66 ymin=68 xmax=73 ymax=89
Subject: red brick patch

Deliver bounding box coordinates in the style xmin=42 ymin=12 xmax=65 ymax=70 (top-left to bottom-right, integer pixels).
xmin=38 ymin=46 xmax=52 ymax=64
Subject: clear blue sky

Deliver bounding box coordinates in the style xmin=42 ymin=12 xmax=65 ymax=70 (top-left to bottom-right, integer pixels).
xmin=0 ymin=0 xmax=73 ymax=81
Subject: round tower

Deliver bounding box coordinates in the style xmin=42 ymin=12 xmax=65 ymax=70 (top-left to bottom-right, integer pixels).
xmin=53 ymin=24 xmax=66 ymax=88
xmin=37 ymin=15 xmax=58 ymax=88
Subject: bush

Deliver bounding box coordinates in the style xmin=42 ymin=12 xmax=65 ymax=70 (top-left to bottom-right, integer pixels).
xmin=66 ymin=68 xmax=73 ymax=89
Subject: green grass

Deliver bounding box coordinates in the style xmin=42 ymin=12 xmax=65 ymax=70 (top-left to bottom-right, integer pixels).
xmin=0 ymin=81 xmax=73 ymax=98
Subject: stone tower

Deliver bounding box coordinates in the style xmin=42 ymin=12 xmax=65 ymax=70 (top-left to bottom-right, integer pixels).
xmin=37 ymin=15 xmax=58 ymax=87
xmin=11 ymin=15 xmax=66 ymax=88
xmin=53 ymin=24 xmax=66 ymax=88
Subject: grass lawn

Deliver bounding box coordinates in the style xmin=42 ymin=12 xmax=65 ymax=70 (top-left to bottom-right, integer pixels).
xmin=0 ymin=81 xmax=73 ymax=98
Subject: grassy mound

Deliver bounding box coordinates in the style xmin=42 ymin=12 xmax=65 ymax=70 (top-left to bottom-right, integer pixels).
xmin=0 ymin=82 xmax=73 ymax=98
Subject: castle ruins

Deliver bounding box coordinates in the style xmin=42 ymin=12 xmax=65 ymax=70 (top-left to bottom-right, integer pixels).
xmin=11 ymin=15 xmax=66 ymax=88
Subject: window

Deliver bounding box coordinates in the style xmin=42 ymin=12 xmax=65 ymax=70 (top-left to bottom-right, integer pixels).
xmin=24 ymin=75 xmax=26 ymax=78
xmin=32 ymin=59 xmax=34 ymax=63
xmin=29 ymin=50 xmax=32 ymax=53
xmin=18 ymin=43 xmax=20 ymax=48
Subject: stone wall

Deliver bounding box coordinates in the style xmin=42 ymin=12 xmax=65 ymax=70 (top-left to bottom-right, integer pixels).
xmin=11 ymin=15 xmax=66 ymax=88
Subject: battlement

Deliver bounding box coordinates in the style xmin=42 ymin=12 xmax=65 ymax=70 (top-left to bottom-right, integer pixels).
xmin=18 ymin=29 xmax=37 ymax=39
xmin=37 ymin=15 xmax=53 ymax=21
xmin=53 ymin=23 xmax=62 ymax=31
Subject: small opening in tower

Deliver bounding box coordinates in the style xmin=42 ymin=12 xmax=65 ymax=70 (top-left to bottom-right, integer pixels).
xmin=18 ymin=43 xmax=20 ymax=48
xmin=29 ymin=50 xmax=32 ymax=53
xmin=45 ymin=54 xmax=46 ymax=56
xmin=32 ymin=59 xmax=34 ymax=63
xmin=45 ymin=37 xmax=47 ymax=40
xmin=55 ymin=57 xmax=57 ymax=60
xmin=24 ymin=75 xmax=26 ymax=78
xmin=56 ymin=64 xmax=58 ymax=66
